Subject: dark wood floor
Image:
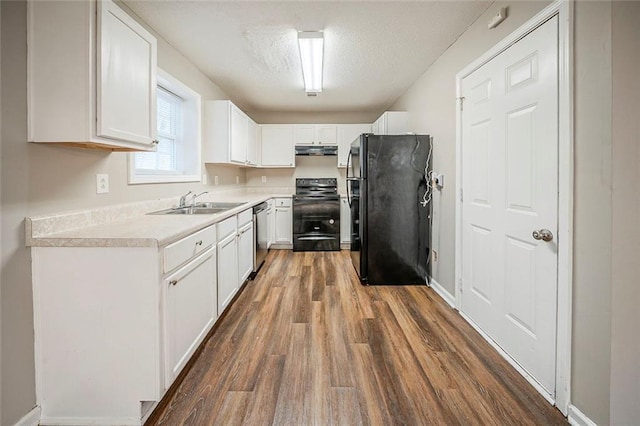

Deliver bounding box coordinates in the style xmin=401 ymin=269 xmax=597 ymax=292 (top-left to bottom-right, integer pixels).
xmin=147 ymin=250 xmax=566 ymax=426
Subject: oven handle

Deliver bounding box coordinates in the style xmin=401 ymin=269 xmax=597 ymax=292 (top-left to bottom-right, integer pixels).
xmin=297 ymin=236 xmax=339 ymax=241
xmin=293 ymin=197 xmax=340 ymax=203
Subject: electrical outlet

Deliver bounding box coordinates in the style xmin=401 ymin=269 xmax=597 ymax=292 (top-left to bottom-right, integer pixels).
xmin=96 ymin=174 xmax=109 ymax=194
xmin=261 ymin=176 xmax=267 ymax=183
xmin=214 ymin=176 xmax=219 ymax=185
xmin=432 ymin=250 xmax=438 ymax=262
xmin=236 ymin=175 xmax=240 ymax=184
xmin=202 ymin=174 xmax=207 ymax=185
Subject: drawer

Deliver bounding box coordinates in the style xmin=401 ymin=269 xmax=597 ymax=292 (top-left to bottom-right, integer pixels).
xmin=164 ymin=225 xmax=216 ymax=273
xmin=217 ymin=215 xmax=237 ymax=241
xmin=274 ymin=197 xmax=292 ymax=207
xmin=237 ymin=208 xmax=253 ymax=227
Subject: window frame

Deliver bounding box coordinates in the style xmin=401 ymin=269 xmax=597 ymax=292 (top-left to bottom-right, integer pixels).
xmin=128 ymin=68 xmax=201 ymax=184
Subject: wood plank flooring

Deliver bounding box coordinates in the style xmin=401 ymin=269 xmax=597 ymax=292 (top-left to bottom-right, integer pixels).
xmin=146 ymin=250 xmax=566 ymax=426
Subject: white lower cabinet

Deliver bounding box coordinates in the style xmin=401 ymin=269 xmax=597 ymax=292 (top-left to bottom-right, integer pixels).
xmin=217 ymin=231 xmax=239 ymax=314
xmin=266 ymin=199 xmax=274 ymax=248
xmin=340 ymin=197 xmax=352 ymax=244
xmin=274 ymin=198 xmax=292 ymax=245
xmin=238 ymin=221 xmax=254 ymax=283
xmin=31 ymin=223 xmax=219 ymax=425
xmin=164 ymin=247 xmax=217 ymax=387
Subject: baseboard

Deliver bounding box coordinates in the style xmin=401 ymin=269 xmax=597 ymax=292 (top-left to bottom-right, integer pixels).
xmin=568 ymin=405 xmax=598 ymax=426
xmin=14 ymin=406 xmax=40 ymax=426
xmin=427 ymin=278 xmax=456 ymax=308
xmin=39 ymin=416 xmax=140 ymax=425
xmin=459 ymin=311 xmax=555 ymax=406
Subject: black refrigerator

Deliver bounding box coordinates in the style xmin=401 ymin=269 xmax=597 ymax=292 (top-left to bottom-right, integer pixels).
xmin=347 ymin=134 xmax=432 ymax=285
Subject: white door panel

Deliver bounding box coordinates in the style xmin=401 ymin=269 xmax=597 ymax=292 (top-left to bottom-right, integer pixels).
xmin=461 ymin=16 xmax=558 ymax=394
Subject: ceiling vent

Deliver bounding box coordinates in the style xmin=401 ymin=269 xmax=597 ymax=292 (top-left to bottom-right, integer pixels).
xmin=307 ymin=92 xmax=318 ymax=97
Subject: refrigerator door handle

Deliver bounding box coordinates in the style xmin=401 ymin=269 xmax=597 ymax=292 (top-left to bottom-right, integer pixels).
xmin=346 ymin=150 xmax=352 ymax=207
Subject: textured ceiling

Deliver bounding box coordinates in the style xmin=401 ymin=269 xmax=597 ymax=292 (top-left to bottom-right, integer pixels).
xmin=124 ymin=1 xmax=492 ymax=116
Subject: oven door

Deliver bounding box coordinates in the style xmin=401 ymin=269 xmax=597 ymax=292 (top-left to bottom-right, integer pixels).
xmin=292 ymin=197 xmax=340 ymax=251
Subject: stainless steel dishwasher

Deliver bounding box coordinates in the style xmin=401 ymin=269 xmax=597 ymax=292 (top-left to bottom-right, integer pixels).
xmin=251 ymin=202 xmax=268 ymax=279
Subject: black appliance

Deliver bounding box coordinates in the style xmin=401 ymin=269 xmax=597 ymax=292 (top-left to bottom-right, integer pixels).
xmin=347 ymin=134 xmax=432 ymax=285
xmin=293 ymin=178 xmax=340 ymax=252
xmin=295 ymin=145 xmax=338 ymax=156
xmin=251 ymin=202 xmax=268 ymax=279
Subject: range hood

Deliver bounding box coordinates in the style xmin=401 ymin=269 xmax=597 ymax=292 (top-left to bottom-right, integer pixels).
xmin=295 ymin=145 xmax=338 ymax=156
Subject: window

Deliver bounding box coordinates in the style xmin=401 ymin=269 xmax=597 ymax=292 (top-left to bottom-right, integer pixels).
xmin=129 ymin=69 xmax=201 ymax=184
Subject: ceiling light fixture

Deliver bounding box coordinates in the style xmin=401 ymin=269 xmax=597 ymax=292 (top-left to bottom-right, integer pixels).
xmin=297 ymin=31 xmax=324 ymax=94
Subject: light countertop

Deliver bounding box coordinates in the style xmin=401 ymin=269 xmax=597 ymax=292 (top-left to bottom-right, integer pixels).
xmin=26 ymin=192 xmax=293 ymax=248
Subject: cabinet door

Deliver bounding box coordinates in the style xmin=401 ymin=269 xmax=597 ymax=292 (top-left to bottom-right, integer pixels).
xmin=230 ymin=105 xmax=248 ymax=164
xmin=266 ymin=208 xmax=274 ymax=248
xmin=237 ymin=222 xmax=254 ymax=283
xmin=247 ymin=118 xmax=258 ymax=166
xmin=164 ymin=248 xmax=216 ymax=386
xmin=340 ymin=198 xmax=352 ymax=243
xmin=217 ymin=233 xmax=239 ymax=314
xmin=338 ymin=124 xmax=370 ymax=168
xmin=294 ymin=125 xmax=314 ymax=145
xmin=274 ymin=207 xmax=292 ymax=244
xmin=97 ymin=0 xmax=157 ymax=145
xmin=260 ymin=126 xmax=295 ymax=167
xmin=315 ymin=125 xmax=337 ymax=145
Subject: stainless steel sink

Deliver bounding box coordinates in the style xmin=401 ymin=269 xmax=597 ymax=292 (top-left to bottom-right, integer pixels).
xmin=193 ymin=202 xmax=245 ymax=209
xmin=148 ymin=205 xmax=237 ymax=215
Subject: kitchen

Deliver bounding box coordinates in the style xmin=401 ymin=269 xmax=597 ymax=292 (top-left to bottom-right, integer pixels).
xmin=2 ymin=1 xmax=639 ymax=426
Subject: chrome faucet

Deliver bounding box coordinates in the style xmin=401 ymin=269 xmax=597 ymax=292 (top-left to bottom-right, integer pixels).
xmin=179 ymin=191 xmax=192 ymax=207
xmin=190 ymin=191 xmax=209 ymax=206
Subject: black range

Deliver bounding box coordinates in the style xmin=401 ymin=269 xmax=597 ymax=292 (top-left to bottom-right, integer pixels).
xmin=292 ymin=178 xmax=340 ymax=252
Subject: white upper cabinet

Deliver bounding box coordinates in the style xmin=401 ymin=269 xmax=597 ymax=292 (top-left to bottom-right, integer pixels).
xmin=247 ymin=118 xmax=259 ymax=166
xmin=338 ymin=123 xmax=371 ymax=168
xmin=204 ymin=100 xmax=256 ymax=167
xmin=28 ymin=0 xmax=157 ymax=151
xmin=260 ymin=125 xmax=295 ymax=168
xmin=372 ymin=111 xmax=408 ymax=135
xmin=294 ymin=124 xmax=337 ymax=145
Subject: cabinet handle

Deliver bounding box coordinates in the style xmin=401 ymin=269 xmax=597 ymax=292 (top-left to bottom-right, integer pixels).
xmin=169 ymin=280 xmax=178 ymax=286
xmin=195 ymin=240 xmax=203 ymax=246
xmin=151 ymin=139 xmax=160 ymax=145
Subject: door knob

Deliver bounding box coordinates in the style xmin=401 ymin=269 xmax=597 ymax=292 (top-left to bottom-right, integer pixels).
xmin=532 ymin=229 xmax=553 ymax=242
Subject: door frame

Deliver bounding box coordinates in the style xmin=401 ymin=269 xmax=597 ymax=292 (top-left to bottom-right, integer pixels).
xmin=454 ymin=0 xmax=573 ymax=415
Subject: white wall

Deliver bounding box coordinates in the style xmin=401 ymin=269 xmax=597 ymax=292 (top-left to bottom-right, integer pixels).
xmin=610 ymin=1 xmax=640 ymax=424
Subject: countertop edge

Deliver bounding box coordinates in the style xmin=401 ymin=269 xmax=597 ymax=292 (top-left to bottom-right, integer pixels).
xmin=26 ymin=194 xmax=291 ymax=248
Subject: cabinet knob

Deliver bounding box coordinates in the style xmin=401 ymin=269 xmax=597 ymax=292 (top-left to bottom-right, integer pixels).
xmin=151 ymin=139 xmax=160 ymax=145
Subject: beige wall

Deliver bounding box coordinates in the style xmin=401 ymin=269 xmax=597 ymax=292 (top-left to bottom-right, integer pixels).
xmin=246 ymin=157 xmax=347 ymax=193
xmin=391 ymin=0 xmax=550 ymax=294
xmin=0 ymin=1 xmax=244 ymax=424
xmin=571 ymin=2 xmax=612 ymax=424
xmin=610 ymin=1 xmax=640 ymax=424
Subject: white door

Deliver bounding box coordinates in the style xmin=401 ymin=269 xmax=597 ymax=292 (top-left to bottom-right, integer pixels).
xmin=461 ymin=16 xmax=558 ymax=394
xmin=274 ymin=207 xmax=292 ymax=243
xmin=338 ymin=124 xmax=371 ymax=167
xmin=315 ymin=125 xmax=338 ymax=145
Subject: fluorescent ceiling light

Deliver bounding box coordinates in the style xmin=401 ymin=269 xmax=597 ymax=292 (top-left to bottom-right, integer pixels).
xmin=297 ymin=31 xmax=323 ymax=93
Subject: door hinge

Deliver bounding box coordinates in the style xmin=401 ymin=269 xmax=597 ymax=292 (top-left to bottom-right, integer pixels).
xmin=457 ymin=96 xmax=465 ymax=111
xmin=458 ymin=278 xmax=463 ymax=291
xmin=459 ymin=188 xmax=463 ymax=203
